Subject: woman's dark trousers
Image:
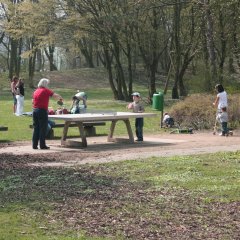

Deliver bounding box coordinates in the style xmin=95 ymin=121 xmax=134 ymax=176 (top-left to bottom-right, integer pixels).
xmin=32 ymin=108 xmax=48 ymax=148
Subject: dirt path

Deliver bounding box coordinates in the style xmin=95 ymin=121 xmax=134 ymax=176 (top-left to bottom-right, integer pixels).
xmin=1 ymin=131 xmax=240 ymax=167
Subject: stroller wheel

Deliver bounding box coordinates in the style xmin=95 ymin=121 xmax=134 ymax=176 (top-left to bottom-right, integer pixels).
xmin=213 ymin=132 xmax=216 ymax=135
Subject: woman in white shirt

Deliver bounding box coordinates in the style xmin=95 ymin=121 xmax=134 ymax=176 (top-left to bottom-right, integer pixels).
xmin=15 ymin=78 xmax=25 ymax=116
xmin=213 ymin=84 xmax=228 ymax=111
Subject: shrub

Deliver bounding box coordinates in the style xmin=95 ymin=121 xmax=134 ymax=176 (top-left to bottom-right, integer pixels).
xmin=228 ymin=95 xmax=240 ymax=128
xmin=169 ymin=94 xmax=240 ymax=130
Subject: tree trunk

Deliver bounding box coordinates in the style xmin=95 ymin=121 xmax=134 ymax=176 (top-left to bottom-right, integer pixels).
xmin=228 ymin=56 xmax=235 ymax=74
xmin=163 ymin=62 xmax=172 ymax=95
xmin=9 ymin=38 xmax=18 ymax=79
xmin=79 ymin=38 xmax=95 ymax=68
xmin=112 ymin=36 xmax=127 ymax=100
xmin=102 ymin=48 xmax=118 ymax=100
xmin=172 ymin=0 xmax=181 ymax=99
xmin=16 ymin=38 xmax=22 ymax=76
xmin=28 ymin=51 xmax=37 ymax=88
xmin=35 ymin=49 xmax=43 ymax=71
xmin=203 ymin=0 xmax=218 ymax=84
xmin=148 ymin=58 xmax=158 ymax=96
xmin=44 ymin=46 xmax=58 ymax=71
xmin=126 ymin=42 xmax=133 ymax=100
xmin=172 ymin=82 xmax=179 ymax=99
xmin=179 ymin=64 xmax=188 ymax=97
xmin=231 ymin=1 xmax=240 ymax=70
xmin=200 ymin=16 xmax=212 ymax=91
xmin=217 ymin=9 xmax=226 ymax=84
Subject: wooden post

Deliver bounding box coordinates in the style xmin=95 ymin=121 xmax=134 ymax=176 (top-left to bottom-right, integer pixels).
xmin=160 ymin=111 xmax=163 ymax=128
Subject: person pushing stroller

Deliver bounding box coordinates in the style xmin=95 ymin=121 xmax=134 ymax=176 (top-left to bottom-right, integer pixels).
xmin=213 ymin=84 xmax=232 ymax=136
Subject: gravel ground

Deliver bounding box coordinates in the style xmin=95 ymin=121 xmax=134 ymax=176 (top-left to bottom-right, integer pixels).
xmin=1 ymin=131 xmax=240 ymax=167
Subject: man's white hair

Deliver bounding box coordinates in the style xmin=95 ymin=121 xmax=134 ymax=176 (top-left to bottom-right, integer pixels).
xmin=38 ymin=78 xmax=49 ymax=88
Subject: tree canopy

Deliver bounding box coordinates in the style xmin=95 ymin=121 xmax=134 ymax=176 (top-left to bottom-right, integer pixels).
xmin=1 ymin=0 xmax=240 ymax=99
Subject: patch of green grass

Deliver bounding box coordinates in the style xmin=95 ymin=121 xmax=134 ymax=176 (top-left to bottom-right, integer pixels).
xmin=105 ymin=151 xmax=240 ymax=202
xmin=0 ymin=151 xmax=239 ymax=239
xmin=0 ymin=166 xmax=116 ymax=239
xmin=0 ymin=209 xmax=93 ymax=240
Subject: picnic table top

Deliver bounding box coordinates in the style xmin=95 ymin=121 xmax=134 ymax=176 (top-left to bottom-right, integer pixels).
xmin=48 ymin=112 xmax=157 ymax=122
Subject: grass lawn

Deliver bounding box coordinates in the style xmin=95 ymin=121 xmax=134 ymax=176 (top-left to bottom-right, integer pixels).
xmin=0 ymin=79 xmax=239 ymax=239
xmin=0 ymin=151 xmax=239 ymax=239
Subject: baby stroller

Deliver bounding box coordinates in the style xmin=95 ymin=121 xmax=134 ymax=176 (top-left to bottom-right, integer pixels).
xmin=212 ymin=119 xmax=233 ymax=136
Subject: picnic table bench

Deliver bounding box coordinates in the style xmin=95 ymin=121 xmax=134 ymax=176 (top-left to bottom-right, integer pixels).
xmin=0 ymin=126 xmax=8 ymax=131
xmin=29 ymin=121 xmax=106 ymax=139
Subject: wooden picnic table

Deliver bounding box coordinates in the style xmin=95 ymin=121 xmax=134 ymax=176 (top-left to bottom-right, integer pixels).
xmin=48 ymin=112 xmax=156 ymax=147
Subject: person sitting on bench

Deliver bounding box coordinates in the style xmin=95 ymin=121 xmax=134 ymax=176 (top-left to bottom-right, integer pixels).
xmin=46 ymin=120 xmax=55 ymax=138
xmin=163 ymin=112 xmax=174 ymax=128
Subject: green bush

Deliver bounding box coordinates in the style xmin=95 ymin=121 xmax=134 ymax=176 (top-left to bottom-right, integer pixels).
xmin=169 ymin=94 xmax=240 ymax=130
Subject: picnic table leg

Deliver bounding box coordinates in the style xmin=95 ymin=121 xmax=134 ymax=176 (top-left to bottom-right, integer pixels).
xmin=76 ymin=122 xmax=87 ymax=147
xmin=108 ymin=120 xmax=117 ymax=142
xmin=123 ymin=119 xmax=134 ymax=143
xmin=61 ymin=121 xmax=70 ymax=145
xmin=108 ymin=119 xmax=134 ymax=143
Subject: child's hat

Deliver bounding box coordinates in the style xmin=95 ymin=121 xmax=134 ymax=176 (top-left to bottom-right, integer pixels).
xmin=132 ymin=92 xmax=140 ymax=97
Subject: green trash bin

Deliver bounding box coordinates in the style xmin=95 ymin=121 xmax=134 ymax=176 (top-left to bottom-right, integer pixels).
xmin=152 ymin=92 xmax=164 ymax=111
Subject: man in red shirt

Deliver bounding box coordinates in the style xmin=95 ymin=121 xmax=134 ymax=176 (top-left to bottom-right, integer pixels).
xmin=32 ymin=78 xmax=63 ymax=149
